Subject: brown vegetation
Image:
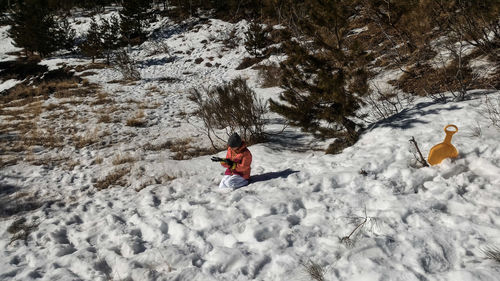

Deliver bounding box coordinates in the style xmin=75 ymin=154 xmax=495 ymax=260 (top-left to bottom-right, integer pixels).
xmin=126 ymin=110 xmax=147 ymax=127
xmin=112 ymin=153 xmax=138 ymax=165
xmin=95 ymin=167 xmax=131 ymax=190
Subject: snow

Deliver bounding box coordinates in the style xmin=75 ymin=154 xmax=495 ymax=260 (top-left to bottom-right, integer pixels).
xmin=0 ymin=79 xmax=21 ymax=92
xmin=0 ymin=25 xmax=21 ymax=62
xmin=1 ymin=14 xmax=500 ymax=281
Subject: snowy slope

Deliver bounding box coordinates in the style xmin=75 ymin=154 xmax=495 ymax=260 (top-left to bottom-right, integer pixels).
xmin=1 ymin=15 xmax=500 ymax=281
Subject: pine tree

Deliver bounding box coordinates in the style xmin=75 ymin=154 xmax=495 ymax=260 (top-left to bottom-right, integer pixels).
xmin=244 ymin=21 xmax=269 ymax=57
xmin=8 ymin=0 xmax=58 ymax=57
xmin=269 ymin=0 xmax=372 ymax=153
xmin=80 ymin=17 xmax=102 ymax=63
xmin=52 ymin=16 xmax=76 ymax=52
xmin=100 ymin=15 xmax=121 ymax=64
xmin=0 ymin=0 xmax=13 ymax=13
xmin=120 ymin=0 xmax=152 ymax=45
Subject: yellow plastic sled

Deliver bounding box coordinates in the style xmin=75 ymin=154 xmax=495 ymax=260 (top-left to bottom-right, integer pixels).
xmin=428 ymin=125 xmax=459 ymax=166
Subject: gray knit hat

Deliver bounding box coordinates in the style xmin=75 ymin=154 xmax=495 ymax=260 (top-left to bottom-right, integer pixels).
xmin=227 ymin=133 xmax=242 ymax=148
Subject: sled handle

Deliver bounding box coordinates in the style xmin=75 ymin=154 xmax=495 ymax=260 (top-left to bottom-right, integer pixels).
xmin=444 ymin=124 xmax=458 ymax=134
xmin=443 ymin=124 xmax=458 ymax=144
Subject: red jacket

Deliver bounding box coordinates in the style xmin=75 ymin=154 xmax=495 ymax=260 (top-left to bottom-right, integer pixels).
xmin=221 ymin=142 xmax=252 ymax=179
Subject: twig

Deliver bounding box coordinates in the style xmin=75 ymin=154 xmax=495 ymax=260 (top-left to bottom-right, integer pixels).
xmin=409 ymin=136 xmax=429 ymax=167
xmin=340 ymin=208 xmax=369 ymax=246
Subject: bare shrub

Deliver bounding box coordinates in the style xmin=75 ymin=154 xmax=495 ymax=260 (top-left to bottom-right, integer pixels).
xmin=484 ymin=246 xmax=500 ymax=264
xmin=393 ymin=59 xmax=479 ymax=102
xmin=95 ymin=167 xmax=131 ymax=190
xmin=145 ymin=40 xmax=170 ymax=56
xmin=113 ymin=50 xmax=141 ymax=81
xmin=364 ymin=85 xmax=414 ymax=121
xmin=468 ymin=122 xmax=482 ymax=137
xmin=189 ymin=77 xmax=268 ymax=149
xmin=484 ymin=93 xmax=500 ymax=129
xmin=301 ymin=260 xmax=325 ymax=281
xmin=432 ymin=38 xmax=481 ymax=101
xmin=434 ymin=1 xmax=500 ymax=57
xmin=255 ymin=63 xmax=283 ymax=88
xmin=340 ymin=208 xmax=377 ymax=247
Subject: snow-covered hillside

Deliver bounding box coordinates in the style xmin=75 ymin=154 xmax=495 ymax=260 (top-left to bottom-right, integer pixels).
xmin=1 ymin=13 xmax=500 ymax=281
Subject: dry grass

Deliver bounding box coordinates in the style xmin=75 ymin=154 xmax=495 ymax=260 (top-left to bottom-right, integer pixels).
xmin=126 ymin=110 xmax=147 ymax=127
xmin=73 ymin=63 xmax=109 ymax=72
xmin=0 ymin=156 xmax=18 ymax=168
xmin=79 ymin=71 xmax=99 ymax=77
xmin=0 ymin=69 xmax=111 ymax=167
xmin=139 ymin=101 xmax=163 ymax=110
xmin=7 ymin=217 xmax=39 ymax=245
xmin=95 ymin=167 xmax=131 ymax=190
xmin=98 ymin=114 xmax=112 ymax=123
xmin=94 ymin=156 xmax=104 ymax=165
xmin=112 ymin=153 xmax=137 ymax=165
xmin=44 ymin=103 xmax=68 ymax=112
xmin=91 ymin=92 xmax=113 ymax=106
xmin=144 ymin=138 xmax=215 ymax=160
xmin=72 ymin=129 xmax=100 ymax=149
xmin=144 ymin=140 xmax=174 ymax=151
xmin=22 ymin=128 xmax=64 ymax=149
xmin=147 ymin=85 xmax=161 ymax=93
xmin=24 ymin=155 xmax=69 ymax=167
xmin=169 ymin=138 xmax=216 ymax=160
xmin=64 ymin=160 xmax=80 ymax=171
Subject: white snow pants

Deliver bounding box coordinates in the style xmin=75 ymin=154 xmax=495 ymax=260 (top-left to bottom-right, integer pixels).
xmin=219 ymin=175 xmax=248 ymax=189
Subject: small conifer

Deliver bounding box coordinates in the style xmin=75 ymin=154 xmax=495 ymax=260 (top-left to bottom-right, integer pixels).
xmin=120 ymin=0 xmax=152 ymax=45
xmin=80 ymin=17 xmax=102 ymax=63
xmin=269 ymin=0 xmax=372 ymax=153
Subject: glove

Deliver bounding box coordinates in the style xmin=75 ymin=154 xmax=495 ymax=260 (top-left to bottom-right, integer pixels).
xmin=211 ymin=156 xmax=224 ymax=162
xmin=210 ymin=157 xmax=235 ymax=168
xmin=224 ymin=158 xmax=234 ymax=167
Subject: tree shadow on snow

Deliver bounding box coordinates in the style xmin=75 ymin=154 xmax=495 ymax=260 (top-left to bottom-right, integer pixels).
xmin=0 ymin=183 xmax=57 ymax=218
xmin=250 ymin=169 xmax=299 ymax=184
xmin=370 ymin=100 xmax=463 ymax=130
xmin=264 ymin=118 xmax=325 ymax=152
xmin=140 ymin=56 xmax=178 ymax=67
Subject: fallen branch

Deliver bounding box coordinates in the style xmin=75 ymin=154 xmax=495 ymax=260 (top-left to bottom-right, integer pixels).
xmin=409 ymin=136 xmax=429 ymax=167
xmin=340 ymin=208 xmax=369 ymax=247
